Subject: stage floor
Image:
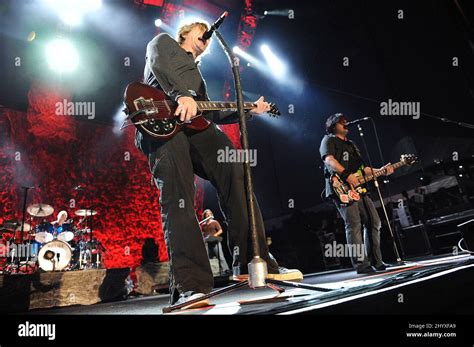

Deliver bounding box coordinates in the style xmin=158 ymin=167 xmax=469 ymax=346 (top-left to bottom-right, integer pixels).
xmin=26 ymin=253 xmax=474 ymax=315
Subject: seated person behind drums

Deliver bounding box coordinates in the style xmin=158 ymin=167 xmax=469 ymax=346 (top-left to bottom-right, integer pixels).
xmin=201 ymin=209 xmax=229 ymax=273
xmin=51 ymin=210 xmax=68 ymax=227
xmin=51 ymin=210 xmax=74 ymax=242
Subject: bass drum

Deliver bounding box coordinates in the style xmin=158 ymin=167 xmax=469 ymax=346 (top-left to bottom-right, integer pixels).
xmin=38 ymin=240 xmax=72 ymax=271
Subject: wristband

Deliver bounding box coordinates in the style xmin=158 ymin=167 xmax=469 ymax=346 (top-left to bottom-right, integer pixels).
xmin=340 ymin=169 xmax=350 ymax=181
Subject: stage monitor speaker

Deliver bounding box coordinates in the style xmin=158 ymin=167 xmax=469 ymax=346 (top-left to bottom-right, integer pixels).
xmin=397 ymin=224 xmax=432 ymax=258
xmin=458 ymin=219 xmax=474 ymax=251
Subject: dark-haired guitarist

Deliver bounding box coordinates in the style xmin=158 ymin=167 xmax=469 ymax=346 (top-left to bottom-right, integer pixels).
xmin=319 ymin=113 xmax=393 ymax=274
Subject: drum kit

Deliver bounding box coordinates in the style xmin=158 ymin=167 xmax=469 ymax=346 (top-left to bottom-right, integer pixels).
xmin=0 ymin=204 xmax=105 ymax=274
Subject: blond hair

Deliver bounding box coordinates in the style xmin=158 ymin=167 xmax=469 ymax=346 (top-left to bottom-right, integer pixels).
xmin=177 ymin=21 xmax=209 ymax=45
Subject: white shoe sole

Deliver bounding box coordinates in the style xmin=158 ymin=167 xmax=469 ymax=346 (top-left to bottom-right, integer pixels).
xmin=181 ymin=298 xmax=210 ymax=310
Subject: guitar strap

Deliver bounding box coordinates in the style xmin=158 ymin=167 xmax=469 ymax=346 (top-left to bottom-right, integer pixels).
xmin=323 ymin=137 xmax=366 ymax=176
xmin=346 ymin=140 xmax=369 ymax=182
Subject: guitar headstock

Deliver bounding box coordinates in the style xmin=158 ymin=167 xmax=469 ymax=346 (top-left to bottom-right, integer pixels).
xmin=400 ymin=154 xmax=417 ymax=165
xmin=268 ymin=102 xmax=281 ymax=117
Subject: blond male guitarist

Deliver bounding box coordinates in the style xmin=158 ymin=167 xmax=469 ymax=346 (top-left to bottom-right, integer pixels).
xmin=135 ymin=21 xmax=302 ymax=307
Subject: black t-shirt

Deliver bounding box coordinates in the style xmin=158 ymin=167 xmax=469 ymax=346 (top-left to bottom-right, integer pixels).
xmin=319 ymin=134 xmax=366 ymax=197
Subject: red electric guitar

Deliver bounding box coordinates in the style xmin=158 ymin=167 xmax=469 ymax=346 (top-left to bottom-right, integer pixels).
xmin=122 ymin=82 xmax=280 ymax=140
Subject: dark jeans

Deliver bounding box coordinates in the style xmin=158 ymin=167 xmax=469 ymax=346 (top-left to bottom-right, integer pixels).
xmin=335 ymin=195 xmax=383 ymax=269
xmin=140 ymin=124 xmax=278 ymax=304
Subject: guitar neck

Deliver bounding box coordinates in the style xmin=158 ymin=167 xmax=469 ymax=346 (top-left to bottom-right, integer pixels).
xmin=195 ymin=101 xmax=256 ymax=112
xmin=358 ymin=161 xmax=405 ymax=184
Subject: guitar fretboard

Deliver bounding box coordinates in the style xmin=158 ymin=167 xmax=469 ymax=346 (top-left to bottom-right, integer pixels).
xmin=358 ymin=161 xmax=405 ymax=184
xmin=151 ymin=100 xmax=256 ymax=111
xmin=196 ymin=101 xmax=256 ymax=111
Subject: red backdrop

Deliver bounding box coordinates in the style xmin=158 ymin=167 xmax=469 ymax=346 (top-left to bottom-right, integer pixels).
xmin=0 ymin=82 xmax=168 ymax=268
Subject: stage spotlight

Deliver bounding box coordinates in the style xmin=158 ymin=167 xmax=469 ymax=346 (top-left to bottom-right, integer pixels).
xmin=260 ymin=44 xmax=287 ymax=78
xmin=232 ymin=46 xmax=266 ymax=71
xmin=27 ymin=31 xmax=36 ymax=42
xmin=154 ymin=19 xmax=163 ymax=27
xmin=45 ymin=39 xmax=79 ymax=73
xmin=44 ymin=0 xmax=102 ymax=26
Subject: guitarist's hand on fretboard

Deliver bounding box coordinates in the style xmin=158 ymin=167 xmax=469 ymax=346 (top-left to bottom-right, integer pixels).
xmin=249 ymin=96 xmax=271 ymax=115
xmin=379 ymin=163 xmax=394 ymax=175
xmin=176 ymin=96 xmax=198 ymax=122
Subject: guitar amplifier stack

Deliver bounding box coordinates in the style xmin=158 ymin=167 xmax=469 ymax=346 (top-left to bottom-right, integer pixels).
xmin=425 ymin=209 xmax=474 ymax=255
xmin=394 ymin=209 xmax=474 ymax=258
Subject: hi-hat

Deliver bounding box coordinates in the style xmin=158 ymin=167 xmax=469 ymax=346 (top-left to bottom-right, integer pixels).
xmin=75 ymin=209 xmax=97 ymax=217
xmin=27 ymin=203 xmax=54 ymax=217
xmin=1 ymin=220 xmax=19 ymax=230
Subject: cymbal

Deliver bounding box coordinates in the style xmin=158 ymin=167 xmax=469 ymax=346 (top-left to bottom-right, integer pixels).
xmin=27 ymin=203 xmax=54 ymax=217
xmin=15 ymin=223 xmax=32 ymax=232
xmin=75 ymin=209 xmax=97 ymax=217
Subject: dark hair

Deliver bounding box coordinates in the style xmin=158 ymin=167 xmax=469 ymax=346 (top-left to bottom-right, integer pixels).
xmin=325 ymin=113 xmax=347 ymax=134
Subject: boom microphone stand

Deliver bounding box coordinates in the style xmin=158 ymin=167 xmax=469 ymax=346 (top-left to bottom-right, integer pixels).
xmin=162 ymin=28 xmax=332 ymax=313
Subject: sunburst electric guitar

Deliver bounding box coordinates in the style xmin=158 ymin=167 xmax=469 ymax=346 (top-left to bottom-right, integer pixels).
xmin=331 ymin=154 xmax=417 ymax=205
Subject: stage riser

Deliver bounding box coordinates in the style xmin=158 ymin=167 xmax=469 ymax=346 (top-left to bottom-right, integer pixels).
xmin=0 ymin=268 xmax=129 ymax=313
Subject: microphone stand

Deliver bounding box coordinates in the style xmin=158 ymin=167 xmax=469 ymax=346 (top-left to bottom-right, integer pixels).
xmin=11 ymin=186 xmax=32 ymax=273
xmin=162 ymin=29 xmax=332 ymax=313
xmin=355 ymin=123 xmax=403 ymax=264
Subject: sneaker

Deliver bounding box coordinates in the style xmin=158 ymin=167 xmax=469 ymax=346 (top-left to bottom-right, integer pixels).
xmin=232 ymin=267 xmax=303 ymax=282
xmin=267 ymin=267 xmax=303 ymax=281
xmin=174 ymin=292 xmax=209 ymax=310
xmin=374 ymin=262 xmax=388 ymax=271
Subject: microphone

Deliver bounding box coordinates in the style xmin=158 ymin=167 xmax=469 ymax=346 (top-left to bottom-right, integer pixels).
xmin=201 ymin=11 xmax=228 ymax=41
xmin=345 ymin=117 xmax=370 ymax=126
